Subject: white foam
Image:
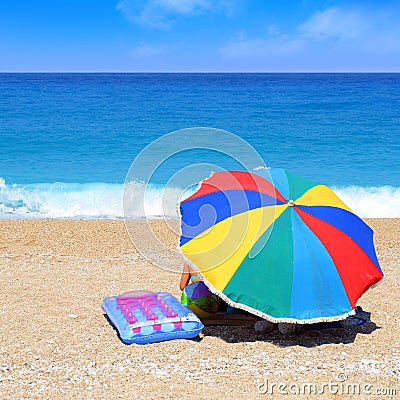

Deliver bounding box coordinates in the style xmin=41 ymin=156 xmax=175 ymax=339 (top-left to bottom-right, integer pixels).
xmin=123 ymin=180 xmax=188 ymax=219
xmin=0 ymin=181 xmax=124 ymax=219
xmin=332 ymin=185 xmax=400 ymax=218
xmin=0 ymin=179 xmax=188 ymax=220
xmin=0 ymin=178 xmax=398 ymax=219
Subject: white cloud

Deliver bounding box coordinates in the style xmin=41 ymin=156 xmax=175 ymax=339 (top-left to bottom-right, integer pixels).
xmin=156 ymin=0 xmax=213 ymax=14
xmin=219 ymin=5 xmax=400 ymax=71
xmin=298 ymin=7 xmax=367 ymax=41
xmin=117 ymin=0 xmax=232 ymax=28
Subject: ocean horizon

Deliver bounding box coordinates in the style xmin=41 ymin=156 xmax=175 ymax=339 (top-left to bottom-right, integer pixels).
xmin=1 ymin=73 xmax=399 ymax=219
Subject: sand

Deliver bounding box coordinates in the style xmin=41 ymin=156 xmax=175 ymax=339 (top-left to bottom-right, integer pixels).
xmin=0 ymin=219 xmax=399 ymax=399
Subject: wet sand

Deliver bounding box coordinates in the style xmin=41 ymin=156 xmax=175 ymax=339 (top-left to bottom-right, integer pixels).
xmin=0 ymin=219 xmax=399 ymax=399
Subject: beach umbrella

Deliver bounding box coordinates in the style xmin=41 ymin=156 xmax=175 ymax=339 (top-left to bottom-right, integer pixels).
xmin=178 ymin=169 xmax=383 ymax=323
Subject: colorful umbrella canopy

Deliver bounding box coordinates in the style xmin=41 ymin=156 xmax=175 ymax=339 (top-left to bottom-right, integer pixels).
xmin=178 ymin=169 xmax=383 ymax=323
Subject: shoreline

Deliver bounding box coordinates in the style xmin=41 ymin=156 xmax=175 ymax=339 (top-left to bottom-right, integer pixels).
xmin=1 ymin=219 xmax=399 ymax=399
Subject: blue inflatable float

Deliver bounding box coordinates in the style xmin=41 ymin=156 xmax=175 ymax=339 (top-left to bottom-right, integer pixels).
xmin=102 ymin=290 xmax=204 ymax=344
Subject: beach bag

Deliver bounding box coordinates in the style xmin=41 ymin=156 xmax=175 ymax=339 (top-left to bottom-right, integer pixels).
xmin=181 ymin=281 xmax=221 ymax=318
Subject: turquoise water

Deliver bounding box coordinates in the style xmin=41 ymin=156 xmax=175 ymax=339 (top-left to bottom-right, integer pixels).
xmin=0 ymin=73 xmax=399 ymax=218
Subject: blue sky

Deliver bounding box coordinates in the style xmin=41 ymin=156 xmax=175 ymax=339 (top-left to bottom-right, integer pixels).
xmin=1 ymin=0 xmax=399 ymax=72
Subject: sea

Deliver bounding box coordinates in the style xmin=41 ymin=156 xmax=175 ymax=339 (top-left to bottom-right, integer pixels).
xmin=0 ymin=73 xmax=399 ymax=219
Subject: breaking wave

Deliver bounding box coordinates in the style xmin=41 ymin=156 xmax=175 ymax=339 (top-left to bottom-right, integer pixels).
xmin=0 ymin=177 xmax=398 ymax=219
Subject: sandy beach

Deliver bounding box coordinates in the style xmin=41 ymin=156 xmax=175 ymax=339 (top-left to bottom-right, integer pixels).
xmin=0 ymin=218 xmax=399 ymax=399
